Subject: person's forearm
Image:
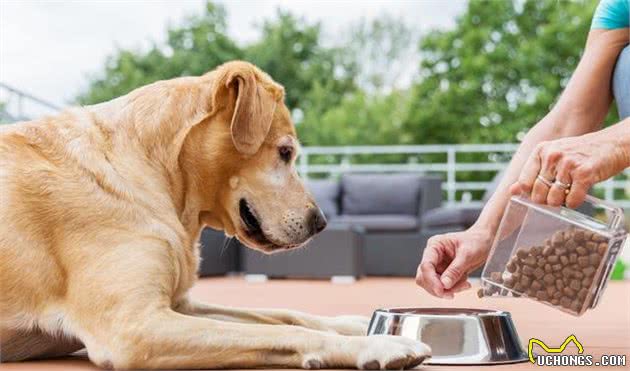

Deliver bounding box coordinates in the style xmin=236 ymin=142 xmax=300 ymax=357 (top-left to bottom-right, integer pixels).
xmin=472 ymin=29 xmax=630 ymax=235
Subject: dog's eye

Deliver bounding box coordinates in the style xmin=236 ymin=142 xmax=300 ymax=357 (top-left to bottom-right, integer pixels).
xmin=278 ymin=146 xmax=293 ymax=163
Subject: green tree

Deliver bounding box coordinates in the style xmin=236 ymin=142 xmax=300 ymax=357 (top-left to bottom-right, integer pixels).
xmin=77 ymin=0 xmax=608 ymax=153
xmin=297 ymin=15 xmax=417 ymax=146
xmin=77 ymin=2 xmax=242 ymax=104
xmin=340 ymin=15 xmax=418 ymax=95
xmin=77 ymin=3 xmax=355 ymax=117
xmin=244 ymin=11 xmax=356 ymax=112
xmin=403 ymin=0 xmax=605 ymax=145
xmin=299 ymin=90 xmax=412 ymax=146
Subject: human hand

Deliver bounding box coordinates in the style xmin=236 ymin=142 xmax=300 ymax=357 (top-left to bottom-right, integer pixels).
xmin=415 ymin=226 xmax=492 ymax=298
xmin=510 ymin=131 xmax=630 ymax=208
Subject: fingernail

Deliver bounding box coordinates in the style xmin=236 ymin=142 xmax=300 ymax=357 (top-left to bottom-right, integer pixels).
xmin=441 ymin=276 xmax=453 ymax=289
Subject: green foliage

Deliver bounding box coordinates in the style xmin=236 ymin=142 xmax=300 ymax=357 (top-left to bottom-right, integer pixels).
xmin=297 ymin=15 xmax=417 ymax=145
xmin=78 ymin=0 xmax=610 ymax=150
xmin=243 ymin=11 xmax=356 ymax=111
xmin=298 ymin=90 xmax=412 ymax=146
xmin=78 ymin=3 xmax=242 ymax=104
xmin=77 ymin=3 xmax=354 ymax=115
xmin=404 ymin=0 xmax=605 ymax=144
xmin=340 ymin=14 xmax=418 ymax=94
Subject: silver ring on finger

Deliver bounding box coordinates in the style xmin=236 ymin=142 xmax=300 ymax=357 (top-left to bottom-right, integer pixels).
xmin=554 ymin=180 xmax=571 ymax=193
xmin=554 ymin=180 xmax=571 ymax=189
xmin=536 ymin=174 xmax=554 ymax=188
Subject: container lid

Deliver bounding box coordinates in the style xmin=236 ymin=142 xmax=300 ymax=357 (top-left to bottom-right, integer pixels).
xmin=511 ymin=195 xmax=625 ymax=237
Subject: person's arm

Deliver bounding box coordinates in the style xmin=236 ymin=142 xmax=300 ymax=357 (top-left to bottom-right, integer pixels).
xmin=416 ymin=29 xmax=629 ymax=298
xmin=473 ymin=29 xmax=629 ymax=235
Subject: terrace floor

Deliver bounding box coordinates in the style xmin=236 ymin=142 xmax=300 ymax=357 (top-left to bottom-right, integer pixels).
xmin=1 ymin=277 xmax=628 ymax=371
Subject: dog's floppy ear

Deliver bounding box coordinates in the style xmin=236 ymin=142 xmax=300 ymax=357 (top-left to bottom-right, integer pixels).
xmin=215 ymin=63 xmax=283 ymax=155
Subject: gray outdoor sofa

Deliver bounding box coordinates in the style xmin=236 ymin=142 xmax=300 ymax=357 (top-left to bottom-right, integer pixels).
xmin=418 ymin=173 xmax=502 ymax=237
xmin=198 ymin=228 xmax=240 ymax=276
xmin=321 ymin=174 xmax=443 ymax=276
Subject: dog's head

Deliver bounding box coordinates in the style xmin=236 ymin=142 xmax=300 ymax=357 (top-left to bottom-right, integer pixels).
xmin=182 ymin=61 xmax=326 ymax=253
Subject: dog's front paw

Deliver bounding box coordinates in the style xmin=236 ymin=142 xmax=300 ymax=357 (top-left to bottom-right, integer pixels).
xmin=327 ymin=315 xmax=370 ymax=336
xmin=357 ymin=335 xmax=430 ymax=369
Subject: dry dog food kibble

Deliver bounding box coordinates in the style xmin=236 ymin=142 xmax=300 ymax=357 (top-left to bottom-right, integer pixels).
xmin=481 ymin=227 xmax=608 ymax=314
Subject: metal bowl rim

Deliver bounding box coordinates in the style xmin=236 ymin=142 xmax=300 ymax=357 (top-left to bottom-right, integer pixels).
xmin=372 ymin=307 xmax=510 ymax=318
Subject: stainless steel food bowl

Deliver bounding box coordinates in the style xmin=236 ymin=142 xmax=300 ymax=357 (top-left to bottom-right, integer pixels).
xmin=367 ymin=308 xmax=528 ymax=365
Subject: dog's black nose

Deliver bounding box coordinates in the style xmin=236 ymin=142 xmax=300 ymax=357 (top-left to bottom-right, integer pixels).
xmin=308 ymin=208 xmax=327 ymax=235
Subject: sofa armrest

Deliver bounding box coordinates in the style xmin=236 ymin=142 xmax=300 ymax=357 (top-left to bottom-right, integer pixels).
xmin=417 ymin=176 xmax=443 ymax=218
xmin=420 ymin=206 xmax=482 ymax=230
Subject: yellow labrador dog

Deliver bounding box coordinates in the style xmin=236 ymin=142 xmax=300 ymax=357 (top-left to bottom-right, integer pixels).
xmin=0 ymin=61 xmax=430 ymax=369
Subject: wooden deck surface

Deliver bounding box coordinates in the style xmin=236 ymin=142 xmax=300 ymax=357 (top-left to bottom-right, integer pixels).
xmin=1 ymin=277 xmax=628 ymax=370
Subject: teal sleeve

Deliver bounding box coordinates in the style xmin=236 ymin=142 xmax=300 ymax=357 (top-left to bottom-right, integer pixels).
xmin=591 ymin=0 xmax=630 ymax=29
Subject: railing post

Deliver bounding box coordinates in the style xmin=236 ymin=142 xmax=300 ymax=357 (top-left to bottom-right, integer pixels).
xmin=0 ymin=83 xmax=61 ymax=121
xmin=17 ymin=94 xmax=23 ymax=119
xmin=604 ymin=178 xmax=614 ymax=202
xmin=299 ymin=150 xmax=309 ymax=179
xmin=341 ymin=154 xmax=351 ymax=173
xmin=447 ymin=147 xmax=456 ymax=205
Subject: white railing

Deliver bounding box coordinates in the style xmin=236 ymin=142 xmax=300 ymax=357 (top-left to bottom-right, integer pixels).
xmin=0 ymin=82 xmax=59 ymax=122
xmin=299 ymin=144 xmax=630 ymax=208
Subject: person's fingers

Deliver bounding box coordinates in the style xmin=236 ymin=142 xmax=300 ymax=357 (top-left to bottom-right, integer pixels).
xmin=532 ymin=174 xmax=552 ymax=204
xmin=444 ymin=276 xmax=471 ymax=295
xmin=417 ymin=262 xmax=443 ymax=297
xmin=532 ymin=149 xmax=558 ymax=204
xmin=517 ymin=144 xmax=543 ymax=194
xmin=509 ymin=182 xmax=523 ymax=196
xmin=415 ymin=264 xmax=429 ymax=292
xmin=416 ymin=245 xmax=446 ymax=297
xmin=450 ymin=281 xmax=472 ymax=294
xmin=565 ymin=179 xmax=589 ymax=209
xmin=434 ymin=257 xmax=450 ymax=275
xmin=547 ymin=159 xmax=574 ymax=207
xmin=415 ymin=263 xmax=435 ymax=296
xmin=565 ymin=164 xmax=596 ymax=209
xmin=440 ymin=250 xmax=472 ymax=290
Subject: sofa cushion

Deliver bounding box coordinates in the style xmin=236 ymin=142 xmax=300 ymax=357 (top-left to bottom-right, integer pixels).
xmin=307 ymin=179 xmax=340 ymax=217
xmin=341 ymin=174 xmax=422 ymax=215
xmin=331 ymin=214 xmax=419 ymax=232
xmin=421 ymin=207 xmax=482 ymax=229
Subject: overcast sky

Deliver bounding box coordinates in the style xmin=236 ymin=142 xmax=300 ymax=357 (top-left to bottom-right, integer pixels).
xmin=0 ymin=0 xmax=466 ymax=118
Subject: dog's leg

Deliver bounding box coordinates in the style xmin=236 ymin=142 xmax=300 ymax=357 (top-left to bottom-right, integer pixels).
xmin=175 ymin=299 xmax=369 ymax=336
xmin=78 ymin=309 xmax=428 ymax=370
xmin=69 ymin=241 xmax=429 ymax=369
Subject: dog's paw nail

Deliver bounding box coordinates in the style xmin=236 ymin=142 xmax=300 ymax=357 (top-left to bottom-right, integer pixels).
xmin=98 ymin=360 xmax=114 ymax=370
xmin=407 ymin=355 xmax=428 ymax=369
xmin=303 ymin=358 xmax=323 ymax=369
xmin=361 ymin=360 xmax=381 ymax=370
xmin=384 ymin=357 xmax=408 ymax=370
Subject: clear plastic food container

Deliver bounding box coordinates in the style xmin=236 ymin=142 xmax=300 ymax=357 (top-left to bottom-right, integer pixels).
xmin=481 ymin=195 xmax=627 ymax=316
